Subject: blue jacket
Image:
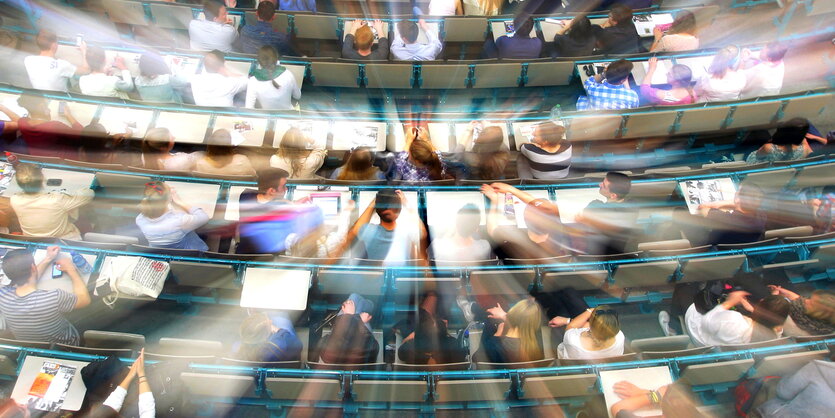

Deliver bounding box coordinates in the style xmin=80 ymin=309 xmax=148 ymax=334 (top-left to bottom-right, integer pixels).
xmin=279 ymin=0 xmax=316 ymax=12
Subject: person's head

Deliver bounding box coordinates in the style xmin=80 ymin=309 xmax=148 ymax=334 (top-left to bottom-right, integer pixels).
xmin=0 ymin=29 xmax=19 ymax=50
xmin=599 ymin=172 xmax=631 ymax=200
xmin=205 ymin=129 xmax=235 ymax=166
xmin=708 ymin=45 xmax=741 ymax=78
xmin=138 ymin=52 xmax=170 ymax=79
xmin=141 ymin=127 xmax=175 ymax=170
xmin=604 ymin=59 xmax=633 ymax=85
xmin=397 ymin=20 xmax=420 ymax=44
xmin=408 ymin=140 xmax=445 ymax=180
xmin=524 ymin=199 xmax=560 ymax=236
xmin=771 ymin=117 xmax=809 ymax=146
xmin=139 ymin=181 xmax=171 ymax=219
xmin=693 ymin=285 xmax=722 ymax=314
xmin=338 ymin=147 xmax=377 ymax=181
xmin=256 ymin=167 xmax=289 ymax=198
xmin=354 ymin=24 xmax=375 ymax=51
xmin=203 ymin=1 xmax=227 ymax=23
xmin=735 ymin=182 xmax=764 ymax=214
xmin=762 ymin=41 xmax=788 ymax=63
xmin=1 ymin=249 xmax=37 ymax=286
xmin=374 ymin=189 xmax=402 ymax=223
xmin=238 ymin=312 xmax=273 ymax=360
xmin=17 ymin=94 xmax=50 ymax=119
xmin=80 ymin=123 xmax=114 ymax=163
xmin=567 ymin=15 xmax=593 ymax=41
xmin=589 ymin=305 xmax=620 ymax=341
xmin=35 ymin=29 xmax=58 ymax=53
xmin=256 ymin=45 xmax=282 ymax=90
xmin=608 ymin=4 xmax=633 ymax=27
xmin=805 ymin=289 xmax=835 ymax=325
xmin=256 ymin=0 xmax=276 ymax=22
xmin=667 ymin=64 xmax=693 ymax=88
xmin=14 ymin=163 xmax=44 ymax=194
xmin=203 ymin=50 xmax=226 ymax=73
xmin=505 ymin=298 xmax=544 ymax=362
xmin=751 ymin=295 xmax=790 ymax=330
xmin=515 ymin=18 xmax=535 ymax=39
xmin=278 ymin=127 xmax=313 ymax=177
xmin=85 ymin=45 xmax=107 ymax=72
xmin=669 ymin=10 xmax=697 ymax=35
xmin=532 ymin=121 xmax=566 ymax=147
xmin=455 ymin=203 xmax=481 ymax=238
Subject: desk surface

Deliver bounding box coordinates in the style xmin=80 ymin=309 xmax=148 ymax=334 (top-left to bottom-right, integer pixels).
xmin=342 ymin=20 xmax=390 ymax=44
xmin=391 ymin=123 xmax=452 ymax=152
xmin=555 ymin=187 xmax=604 ymax=224
xmin=241 ymin=267 xmax=311 ymax=310
xmin=2 ymin=168 xmax=95 ymax=198
xmin=12 ymin=355 xmax=90 ymax=412
xmin=33 ymin=249 xmax=94 ymax=293
xmin=97 ymin=106 xmax=153 ymax=139
xmin=425 ymin=191 xmax=486 ymax=235
xmin=331 ymin=121 xmax=387 ymax=151
xmin=273 ymin=119 xmax=328 ymax=149
xmin=453 ymin=122 xmax=510 ymax=152
xmin=599 ymin=365 xmax=672 ymax=418
xmin=155 ymin=112 xmax=210 ymax=144
xmin=214 ymin=115 xmax=269 ymax=148
xmin=166 ymin=181 xmax=220 ymax=218
xmin=490 ymin=20 xmax=537 ymax=42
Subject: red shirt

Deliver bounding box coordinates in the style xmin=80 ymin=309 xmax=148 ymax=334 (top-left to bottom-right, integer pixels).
xmin=18 ymin=118 xmax=81 ymax=159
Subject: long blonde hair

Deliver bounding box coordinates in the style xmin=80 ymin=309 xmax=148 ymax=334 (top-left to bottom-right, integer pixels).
xmin=506 ymin=299 xmax=544 ymax=362
xmin=277 ymin=127 xmax=312 ymax=178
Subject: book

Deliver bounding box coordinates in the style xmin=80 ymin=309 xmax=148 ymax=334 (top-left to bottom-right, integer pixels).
xmin=26 ymin=361 xmax=76 ymax=412
xmin=679 ymin=178 xmax=737 ymax=215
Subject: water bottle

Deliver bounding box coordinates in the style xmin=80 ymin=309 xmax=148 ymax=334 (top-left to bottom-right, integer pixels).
xmin=549 ymin=104 xmax=563 ymax=123
xmin=70 ymin=251 xmax=92 ymax=274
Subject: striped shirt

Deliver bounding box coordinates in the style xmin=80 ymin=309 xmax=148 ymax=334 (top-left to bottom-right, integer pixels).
xmin=0 ymin=286 xmax=79 ymax=345
xmin=576 ymin=77 xmax=640 ymax=111
xmin=517 ymin=143 xmax=572 ymax=179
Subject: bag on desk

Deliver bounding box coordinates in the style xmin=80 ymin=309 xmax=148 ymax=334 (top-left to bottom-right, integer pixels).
xmin=95 ymin=256 xmax=169 ymax=307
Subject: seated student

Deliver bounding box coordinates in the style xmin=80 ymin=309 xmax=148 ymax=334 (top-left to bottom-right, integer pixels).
xmin=695 ymin=45 xmax=746 ymax=102
xmin=78 ymin=123 xmax=130 ymax=165
xmin=574 ymin=172 xmax=638 ymax=255
xmin=318 ymin=294 xmax=378 ymax=364
xmin=699 ymin=291 xmax=790 ymax=345
xmin=99 ymin=350 xmax=155 ymax=418
xmin=557 ymin=305 xmax=625 ymax=360
xmin=391 ymin=19 xmax=443 ymax=61
xmin=576 ymin=59 xmax=640 ymax=111
xmin=194 ymin=129 xmax=256 ymax=176
xmin=270 ymin=127 xmax=327 ymax=179
xmin=240 ymin=1 xmax=296 ymax=56
xmin=535 ymin=287 xmax=591 ymax=341
xmin=462 ymin=0 xmax=502 ymax=15
xmin=650 ymin=10 xmax=699 ymax=52
xmin=78 ymin=46 xmax=134 ymax=99
xmin=485 ymin=17 xmax=542 ymax=59
xmin=190 ymin=50 xmax=248 ymax=107
xmin=236 ymin=168 xmax=289 ymax=253
xmin=610 ymin=382 xmax=702 ymax=418
xmin=135 ymin=181 xmax=210 ymax=251
xmin=769 ymin=287 xmax=835 ymax=337
xmin=140 ymin=127 xmax=203 ymax=171
xmin=24 ymin=29 xmax=89 ymax=92
xmin=745 ymin=118 xmax=813 ymax=164
xmin=516 ymin=121 xmax=572 ymax=180
xmin=10 ymin=163 xmax=93 ymax=240
xmin=330 ymin=147 xmax=386 ymax=181
xmin=475 ymin=298 xmax=545 ymax=364
xmin=430 ymin=204 xmax=493 ymax=263
xmin=673 ymin=181 xmax=766 ymax=246
xmin=0 ymin=247 xmax=91 ymax=345
xmin=16 ymin=95 xmax=82 ymax=159
xmin=235 ymin=312 xmax=303 ymax=362
xmin=393 ymin=126 xmax=452 ymax=182
xmin=245 ymin=46 xmax=301 ymax=111
xmin=811 ymin=185 xmax=835 ymax=234
xmin=552 ymin=15 xmax=596 ymax=58
xmin=741 ymin=41 xmax=787 ymax=99
xmin=456 ymin=123 xmax=509 ymax=180
xmin=592 ymin=4 xmax=641 ymax=55
xmin=342 ymin=20 xmax=390 ymax=60
xmin=640 ymin=57 xmax=696 ymax=106
xmin=134 ymin=52 xmax=189 ymax=103
xmin=757 ymin=360 xmax=835 ymax=417
xmin=397 ymin=291 xmax=468 ymax=365
xmin=189 ymin=1 xmax=237 ymax=52
xmin=279 ymin=0 xmax=316 ymax=12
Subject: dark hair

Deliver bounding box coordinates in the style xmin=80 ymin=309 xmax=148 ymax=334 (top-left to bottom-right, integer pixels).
xmin=535 ymin=121 xmax=566 ymax=146
xmin=764 ymin=41 xmax=788 ymax=62
xmin=85 ymin=45 xmax=107 ymax=71
xmin=398 ymin=20 xmax=420 ymax=44
xmin=256 ymin=168 xmax=289 ymax=194
xmin=338 ymin=147 xmax=377 ymax=181
xmin=205 ymin=129 xmax=235 ymax=167
xmin=35 ymin=29 xmax=57 ymax=51
xmin=516 ymin=18 xmax=535 ymax=38
xmin=17 ymin=94 xmax=47 ymax=116
xmin=771 ymin=118 xmax=809 ymax=146
xmin=80 ymin=123 xmax=114 ymax=164
xmin=609 ymin=4 xmax=633 ymax=27
xmin=669 ymin=10 xmax=697 ymax=35
xmin=203 ymin=50 xmax=225 ymax=73
xmin=139 ymin=53 xmax=170 ymax=78
xmin=567 ymin=15 xmax=593 ymax=42
xmin=456 ymin=204 xmax=481 ymax=237
xmin=1 ymin=249 xmax=35 ymax=286
xmin=604 ymin=59 xmax=633 ymax=84
xmin=409 ymin=140 xmax=445 ymax=180
xmin=694 ymin=286 xmax=722 ymax=314
xmin=737 ymin=182 xmax=764 ymax=213
xmin=257 ymin=45 xmax=281 ymax=90
xmin=606 ymin=171 xmax=631 ymax=197
xmin=374 ymin=189 xmax=402 ymax=216
xmin=751 ymin=295 xmax=790 ymax=329
xmin=203 ymin=0 xmax=223 ymax=21
xmin=471 ymin=126 xmax=508 ymax=180
xmin=141 ymin=127 xmax=173 ymax=170
xmin=256 ymin=0 xmax=276 ymax=21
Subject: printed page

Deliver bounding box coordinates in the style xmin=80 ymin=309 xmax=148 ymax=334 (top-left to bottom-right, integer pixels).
xmin=679 ymin=177 xmax=737 ymax=215
xmin=26 ymin=361 xmax=76 ymax=412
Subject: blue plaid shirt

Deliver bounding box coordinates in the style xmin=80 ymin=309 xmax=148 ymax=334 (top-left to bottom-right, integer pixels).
xmin=240 ymin=21 xmax=294 ymax=56
xmin=393 ymin=151 xmax=448 ymax=182
xmin=576 ymin=77 xmax=640 ymax=111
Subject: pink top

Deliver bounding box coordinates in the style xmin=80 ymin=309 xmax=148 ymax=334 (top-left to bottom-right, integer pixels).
xmin=640 ymin=85 xmax=695 ymax=106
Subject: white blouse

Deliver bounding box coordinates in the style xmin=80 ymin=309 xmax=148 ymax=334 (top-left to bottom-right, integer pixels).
xmin=557 ymin=327 xmax=625 ymax=360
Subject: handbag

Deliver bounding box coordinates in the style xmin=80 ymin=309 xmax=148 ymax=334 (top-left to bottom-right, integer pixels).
xmin=95 ymin=256 xmax=170 ymax=307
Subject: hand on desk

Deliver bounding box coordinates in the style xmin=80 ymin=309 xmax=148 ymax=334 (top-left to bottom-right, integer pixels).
xmin=44 ymin=245 xmax=60 ymax=263
xmin=54 ymin=257 xmax=77 ymax=274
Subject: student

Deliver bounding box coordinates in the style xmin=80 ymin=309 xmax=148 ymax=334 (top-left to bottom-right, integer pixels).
xmin=640 ymin=57 xmax=696 ymax=106
xmin=745 ymin=117 xmax=813 ymax=164
xmin=650 ymin=10 xmax=699 ymax=52
xmin=135 ymin=181 xmax=210 ymax=251
xmin=10 ymin=163 xmax=93 ymax=240
xmin=245 ymin=46 xmax=301 ymax=110
xmin=397 ymin=291 xmax=467 ymax=364
xmin=189 ymin=0 xmax=237 ymax=52
xmin=0 ymin=247 xmax=91 ymax=345
xmin=393 ymin=126 xmax=451 ymax=182
xmin=768 ymin=287 xmax=835 ymax=337
xmin=462 ymin=0 xmax=502 ymax=15
xmin=78 ymin=46 xmax=134 ymax=99
xmin=140 ymin=127 xmax=202 ymax=171
xmin=190 ymin=50 xmax=248 ymax=107
xmin=342 ymin=20 xmax=390 ymax=60
xmin=695 ymin=45 xmax=747 ymax=102
xmin=330 ymin=147 xmax=385 ymax=181
xmin=574 ymin=172 xmax=638 ymax=255
xmin=78 ymin=123 xmax=130 ymax=165
xmin=673 ymin=181 xmax=767 ymax=246
xmin=269 ymin=127 xmax=327 ymax=179
xmin=236 ymin=168 xmax=289 ymax=254
xmin=699 ymin=291 xmax=790 ymax=345
xmin=391 ymin=19 xmax=443 ymax=61
xmin=757 ymin=360 xmax=835 ymax=417
xmin=457 ymin=123 xmax=509 ymax=180
xmin=516 ymin=121 xmax=572 ymax=180
xmin=476 ymin=298 xmax=545 ymax=363
xmin=485 ymin=17 xmax=542 ymax=59
xmin=240 ymin=1 xmax=296 ymax=56
xmin=235 ymin=312 xmax=303 ymax=362
xmin=99 ymin=350 xmax=155 ymax=418
xmin=552 ymin=15 xmax=596 ymax=58
xmin=194 ymin=129 xmax=256 ymax=176
xmin=557 ymin=305 xmax=625 ymax=360
xmin=16 ymin=95 xmax=83 ymax=159
xmin=134 ymin=52 xmax=189 ymax=103
xmin=430 ymin=204 xmax=493 ymax=263
xmin=592 ymin=4 xmax=641 ymax=55
xmin=317 ymin=294 xmax=378 ymax=364
xmin=24 ymin=29 xmax=89 ymax=92
xmin=576 ymin=59 xmax=640 ymax=111
xmin=741 ymin=41 xmax=787 ymax=99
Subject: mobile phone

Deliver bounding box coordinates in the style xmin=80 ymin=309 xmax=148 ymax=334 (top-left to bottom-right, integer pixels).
xmin=51 ymin=263 xmax=63 ymax=278
xmin=46 ymin=178 xmax=62 ymax=187
xmin=75 ymin=34 xmax=84 ymax=47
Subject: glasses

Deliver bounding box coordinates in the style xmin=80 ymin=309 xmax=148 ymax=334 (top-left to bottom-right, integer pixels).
xmin=144 ymin=182 xmax=165 ymax=194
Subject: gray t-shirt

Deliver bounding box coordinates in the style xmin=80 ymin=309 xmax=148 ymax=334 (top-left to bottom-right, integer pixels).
xmin=357 ymin=223 xmax=416 ymax=262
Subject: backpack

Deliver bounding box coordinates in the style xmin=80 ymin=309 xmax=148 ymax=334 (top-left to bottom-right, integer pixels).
xmin=734 ymin=376 xmax=781 ymax=417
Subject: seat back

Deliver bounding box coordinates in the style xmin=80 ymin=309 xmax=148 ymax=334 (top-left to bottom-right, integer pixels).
xmin=310 ymin=62 xmax=360 ymax=88
xmin=364 ymin=62 xmax=414 ymax=89
xmin=307 ymin=361 xmax=386 ymax=371
xmin=157 ymin=337 xmax=224 ymax=356
xmin=293 ymin=14 xmax=339 ymax=39
xmin=83 ymin=330 xmax=145 ymax=350
xmin=793 ymin=163 xmax=835 ymax=189
xmin=218 ymin=358 xmax=302 ymax=369
xmin=434 ymin=378 xmax=511 ymax=402
xmin=612 ymin=261 xmax=678 ymax=288
xmin=392 ymin=362 xmax=471 ymax=372
xmin=630 ymin=335 xmax=692 ymax=353
xmin=778 ymin=93 xmax=832 ymax=122
xmin=718 ymin=337 xmax=793 ymax=352
xmin=103 ymin=0 xmax=147 ymax=25
xmin=523 ymin=61 xmax=575 ymax=87
xmin=181 ymin=372 xmax=256 ymax=398
xmin=393 ymin=277 xmax=460 ymax=306
xmin=716 ymin=238 xmax=779 ymax=251
xmin=558 ymin=353 xmax=640 ymax=366
xmin=641 ymin=346 xmax=713 ymax=360
xmin=55 ymin=343 xmax=135 ymax=358
xmin=352 ymin=380 xmax=428 ymax=402
xmin=519 ymin=373 xmax=598 ymax=399
xmin=541 ymin=270 xmax=607 ymax=292
xmin=637 ymin=239 xmax=691 ymax=252
xmin=317 ymin=269 xmax=386 ymax=299
xmin=443 ymin=17 xmax=488 ymax=42
xmin=469 ymin=269 xmax=535 ymax=298
xmin=265 ymin=377 xmax=343 ymax=401
xmin=764 ymin=226 xmax=814 ymax=240
xmin=472 ymin=62 xmax=522 ymax=88
xmin=83 ymin=232 xmax=141 ymax=245
xmin=149 ymin=3 xmax=194 ymax=30
xmin=565 ymin=114 xmax=622 ymax=141
xmin=170 ymin=261 xmax=237 ymax=290
xmin=621 ymin=111 xmax=677 ymax=139
xmin=629 ymin=181 xmax=678 ymax=201
xmin=0 ymin=337 xmax=52 ymax=350
xmin=128 ymin=244 xmax=202 ymax=257
xmin=679 ymin=254 xmax=747 ymax=284
xmin=62 ymin=239 xmax=127 ymax=251
xmin=725 ymin=101 xmax=782 ymax=130
xmin=476 ymin=358 xmax=555 ymax=370
xmin=743 ymin=168 xmax=797 ymax=191
xmin=675 ymin=106 xmax=728 ymax=134
xmin=419 ymin=63 xmax=470 ymax=89
xmin=752 ymin=350 xmax=829 ymax=378
xmin=680 ymin=359 xmax=754 ymax=386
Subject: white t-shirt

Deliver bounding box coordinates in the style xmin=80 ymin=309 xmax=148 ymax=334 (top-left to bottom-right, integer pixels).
xmin=78 ymin=71 xmax=134 ymax=99
xmin=24 ymin=55 xmax=76 ymax=92
xmin=429 ymin=0 xmax=458 ymax=15
xmin=269 ymin=149 xmax=328 ymax=179
xmin=557 ymin=327 xmax=625 ymax=360
xmin=685 ymin=304 xmax=708 ymax=347
xmin=244 ymin=71 xmax=301 ymax=110
xmin=190 ymin=73 xmax=248 ymax=107
xmin=700 ymin=304 xmax=752 ymax=346
xmin=741 ymin=61 xmax=784 ymax=99
xmin=188 ymin=19 xmax=237 ymax=52
xmin=695 ymin=70 xmax=747 ymax=102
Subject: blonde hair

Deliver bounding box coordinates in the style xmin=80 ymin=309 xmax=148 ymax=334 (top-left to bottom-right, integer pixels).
xmin=589 ymin=305 xmax=620 ymax=341
xmin=138 ymin=181 xmax=170 ymax=219
xmin=808 ymin=290 xmax=835 ymax=324
xmin=506 ymin=299 xmax=544 ymax=362
xmin=14 ymin=163 xmax=44 ymax=194
xmin=277 ymin=127 xmax=312 ymax=178
xmin=337 ymin=147 xmax=378 ymax=181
